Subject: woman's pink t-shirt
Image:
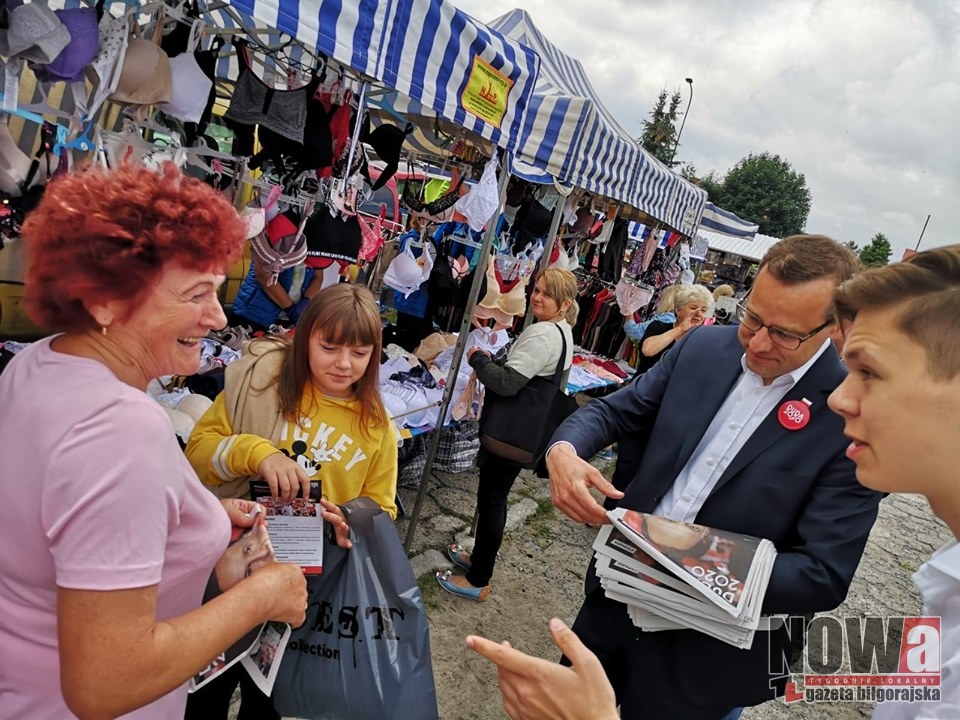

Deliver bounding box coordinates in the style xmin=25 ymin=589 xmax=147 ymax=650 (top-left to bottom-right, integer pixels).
xmin=0 ymin=338 xmax=230 ymax=718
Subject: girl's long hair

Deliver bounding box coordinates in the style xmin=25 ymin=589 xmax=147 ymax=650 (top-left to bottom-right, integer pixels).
xmin=277 ymin=283 xmax=386 ymax=439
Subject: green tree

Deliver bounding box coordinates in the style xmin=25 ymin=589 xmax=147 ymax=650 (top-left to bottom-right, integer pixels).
xmin=859 ymin=233 xmax=892 ymax=267
xmin=639 ymin=89 xmax=682 ymax=166
xmin=678 ymin=162 xmax=699 ymax=184
xmin=701 ymin=152 xmax=812 ymax=237
xmin=842 ymin=240 xmax=860 ymax=254
xmin=699 ymin=171 xmax=723 ymax=201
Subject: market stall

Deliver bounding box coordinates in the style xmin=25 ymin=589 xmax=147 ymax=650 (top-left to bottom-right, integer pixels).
xmin=0 ymin=1 xmax=550 ymax=546
xmin=694 ymin=229 xmax=782 ymax=292
xmin=395 ymin=10 xmax=712 ymax=549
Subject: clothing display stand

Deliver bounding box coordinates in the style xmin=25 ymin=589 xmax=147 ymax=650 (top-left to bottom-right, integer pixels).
xmin=519 ymin=195 xmax=567 ymax=331
xmin=402 ymin=152 xmax=510 ymax=552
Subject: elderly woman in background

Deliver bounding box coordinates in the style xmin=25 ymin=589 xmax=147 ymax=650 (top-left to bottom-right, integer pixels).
xmin=0 ymin=164 xmax=309 ymax=719
xmin=712 ymin=283 xmax=735 ymax=302
xmin=465 ymin=245 xmax=960 ymax=720
xmin=622 ymin=284 xmax=680 ymax=342
xmin=635 ymin=284 xmax=713 ymax=374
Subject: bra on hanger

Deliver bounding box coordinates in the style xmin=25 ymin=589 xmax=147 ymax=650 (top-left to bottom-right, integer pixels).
xmin=474 ymin=259 xmax=527 ymax=327
xmin=402 ymin=165 xmax=465 ymax=216
xmin=383 ymin=238 xmax=434 ymax=298
xmin=357 ymin=204 xmax=386 ymax=262
xmin=223 ymin=39 xmax=309 ymax=145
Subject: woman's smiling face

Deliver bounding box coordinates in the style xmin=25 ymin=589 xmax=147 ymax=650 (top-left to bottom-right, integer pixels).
xmin=103 ymin=263 xmax=227 ymax=386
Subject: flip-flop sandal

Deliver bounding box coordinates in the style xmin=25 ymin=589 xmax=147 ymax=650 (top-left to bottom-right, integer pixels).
xmin=436 ymin=569 xmax=489 ymax=602
xmin=446 ymin=542 xmax=472 ymax=572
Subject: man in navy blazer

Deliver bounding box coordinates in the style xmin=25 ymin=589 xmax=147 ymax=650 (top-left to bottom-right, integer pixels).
xmin=546 ymin=235 xmax=883 ymax=719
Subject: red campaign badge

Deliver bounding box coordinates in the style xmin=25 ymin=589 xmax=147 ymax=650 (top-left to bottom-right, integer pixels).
xmin=778 ymin=399 xmax=811 ymax=430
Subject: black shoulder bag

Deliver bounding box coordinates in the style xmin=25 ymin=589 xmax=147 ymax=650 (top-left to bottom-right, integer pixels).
xmin=479 ymin=323 xmax=579 ymax=469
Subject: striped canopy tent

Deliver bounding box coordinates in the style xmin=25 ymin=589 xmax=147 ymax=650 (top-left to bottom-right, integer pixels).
xmin=218 ymin=0 xmax=541 ymax=154
xmin=698 ymin=202 xmax=760 ymax=239
xmin=393 ymin=9 xmax=707 ymax=236
xmin=699 ymin=229 xmax=781 ymax=262
xmin=29 ymin=0 xmax=539 ymax=161
xmin=489 ymin=9 xmax=706 ymax=237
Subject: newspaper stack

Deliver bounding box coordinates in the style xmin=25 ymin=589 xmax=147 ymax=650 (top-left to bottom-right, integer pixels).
xmin=594 ymin=508 xmax=777 ymax=649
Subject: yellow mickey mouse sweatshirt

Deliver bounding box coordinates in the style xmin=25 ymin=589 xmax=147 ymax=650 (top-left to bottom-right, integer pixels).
xmin=186 ymin=341 xmax=398 ymax=518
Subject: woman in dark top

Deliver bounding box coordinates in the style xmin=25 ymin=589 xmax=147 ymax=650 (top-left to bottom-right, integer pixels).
xmin=636 ymin=285 xmax=712 ymax=374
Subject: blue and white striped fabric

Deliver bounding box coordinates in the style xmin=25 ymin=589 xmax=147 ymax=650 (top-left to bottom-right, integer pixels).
xmin=224 ymin=0 xmax=540 ymax=154
xmin=698 ymin=202 xmax=760 ymax=239
xmin=487 ymin=9 xmax=706 ymax=236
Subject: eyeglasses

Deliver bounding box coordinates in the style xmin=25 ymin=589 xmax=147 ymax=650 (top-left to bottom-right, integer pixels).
xmin=735 ymin=302 xmax=833 ymax=350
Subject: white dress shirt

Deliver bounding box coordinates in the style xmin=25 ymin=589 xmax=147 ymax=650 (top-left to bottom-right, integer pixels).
xmin=871 ymin=541 xmax=960 ymax=719
xmin=654 ymin=338 xmax=831 ymax=522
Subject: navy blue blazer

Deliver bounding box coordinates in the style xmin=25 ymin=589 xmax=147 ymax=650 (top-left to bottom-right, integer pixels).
xmin=552 ymin=326 xmax=883 ymax=706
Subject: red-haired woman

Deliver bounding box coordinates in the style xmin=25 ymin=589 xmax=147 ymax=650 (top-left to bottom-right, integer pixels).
xmin=0 ymin=164 xmax=323 ymax=719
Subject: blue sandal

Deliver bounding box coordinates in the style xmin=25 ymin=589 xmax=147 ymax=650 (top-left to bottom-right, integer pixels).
xmin=436 ymin=569 xmax=490 ymax=602
xmin=446 ymin=543 xmax=472 ymax=572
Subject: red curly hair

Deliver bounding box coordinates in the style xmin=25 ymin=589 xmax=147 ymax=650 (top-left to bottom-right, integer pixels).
xmin=22 ymin=162 xmax=246 ymax=332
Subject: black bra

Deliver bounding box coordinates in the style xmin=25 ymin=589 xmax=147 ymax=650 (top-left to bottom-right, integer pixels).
xmin=403 ymin=174 xmax=466 ymax=215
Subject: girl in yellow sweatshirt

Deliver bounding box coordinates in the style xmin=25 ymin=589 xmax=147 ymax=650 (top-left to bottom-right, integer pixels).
xmin=187 ymin=283 xmax=398 ymax=519
xmin=186 ymin=284 xmax=397 ymax=718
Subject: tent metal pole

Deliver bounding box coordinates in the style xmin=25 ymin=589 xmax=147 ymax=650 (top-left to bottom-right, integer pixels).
xmin=403 ymin=152 xmax=511 ymax=553
xmin=520 ymin=197 xmax=567 ymax=330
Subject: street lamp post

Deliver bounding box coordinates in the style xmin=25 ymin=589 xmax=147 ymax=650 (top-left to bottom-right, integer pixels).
xmin=668 ymin=77 xmax=693 ymax=166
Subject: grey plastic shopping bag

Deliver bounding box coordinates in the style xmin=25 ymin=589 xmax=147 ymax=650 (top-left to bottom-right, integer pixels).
xmin=272 ymin=497 xmax=439 ymax=720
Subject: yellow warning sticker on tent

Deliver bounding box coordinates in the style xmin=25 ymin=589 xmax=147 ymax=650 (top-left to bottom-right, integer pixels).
xmin=462 ymin=56 xmax=513 ymax=128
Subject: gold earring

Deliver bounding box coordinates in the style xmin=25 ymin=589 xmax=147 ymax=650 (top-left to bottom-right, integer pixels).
xmin=101 ymin=325 xmax=108 ymax=336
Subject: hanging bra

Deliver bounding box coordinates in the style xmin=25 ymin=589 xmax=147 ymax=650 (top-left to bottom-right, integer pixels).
xmin=357 ymin=204 xmax=387 ymax=263
xmin=251 ymin=212 xmax=308 ymax=286
xmin=223 ymin=39 xmax=308 ymax=145
xmin=383 ymin=240 xmax=434 ymax=298
xmin=474 ymin=260 xmax=527 ymax=327
xmin=403 ymin=167 xmax=465 ymax=216
xmin=449 ymin=254 xmax=469 ymax=280
xmin=158 ymin=51 xmax=212 ymax=123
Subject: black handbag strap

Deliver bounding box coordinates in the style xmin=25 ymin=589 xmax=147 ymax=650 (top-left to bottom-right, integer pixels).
xmin=548 ymin=322 xmax=569 ymax=388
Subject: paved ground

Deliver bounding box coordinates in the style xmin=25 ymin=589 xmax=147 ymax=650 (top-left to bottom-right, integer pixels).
xmin=243 ymin=451 xmax=950 ymax=719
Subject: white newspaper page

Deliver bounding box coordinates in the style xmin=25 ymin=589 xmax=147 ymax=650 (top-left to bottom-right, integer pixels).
xmin=242 ymin=621 xmax=292 ymax=696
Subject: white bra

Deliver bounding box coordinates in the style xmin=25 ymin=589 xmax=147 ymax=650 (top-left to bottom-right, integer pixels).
xmin=383 ymin=242 xmax=434 ymax=298
xmin=159 ymin=52 xmax=212 ymax=123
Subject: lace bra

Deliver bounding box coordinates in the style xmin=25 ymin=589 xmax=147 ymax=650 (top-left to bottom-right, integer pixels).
xmin=403 ymin=168 xmax=465 ymax=216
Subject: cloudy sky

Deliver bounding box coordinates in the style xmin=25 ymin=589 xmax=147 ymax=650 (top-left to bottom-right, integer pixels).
xmin=455 ymin=0 xmax=959 ymax=260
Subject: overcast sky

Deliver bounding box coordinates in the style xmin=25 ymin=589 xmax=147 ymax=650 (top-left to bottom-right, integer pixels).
xmin=455 ymin=0 xmax=959 ymax=260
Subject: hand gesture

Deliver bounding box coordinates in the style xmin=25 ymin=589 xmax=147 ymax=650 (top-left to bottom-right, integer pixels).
xmin=257 ymin=451 xmax=311 ymax=502
xmin=676 ymin=313 xmax=703 ymax=336
xmin=248 ymin=562 xmax=308 ymax=627
xmin=466 ymin=619 xmax=618 ymax=720
xmin=220 ymin=498 xmax=263 ymax=528
xmin=545 ymin=443 xmax=623 ymax=525
xmin=320 ymin=498 xmax=353 ymax=549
